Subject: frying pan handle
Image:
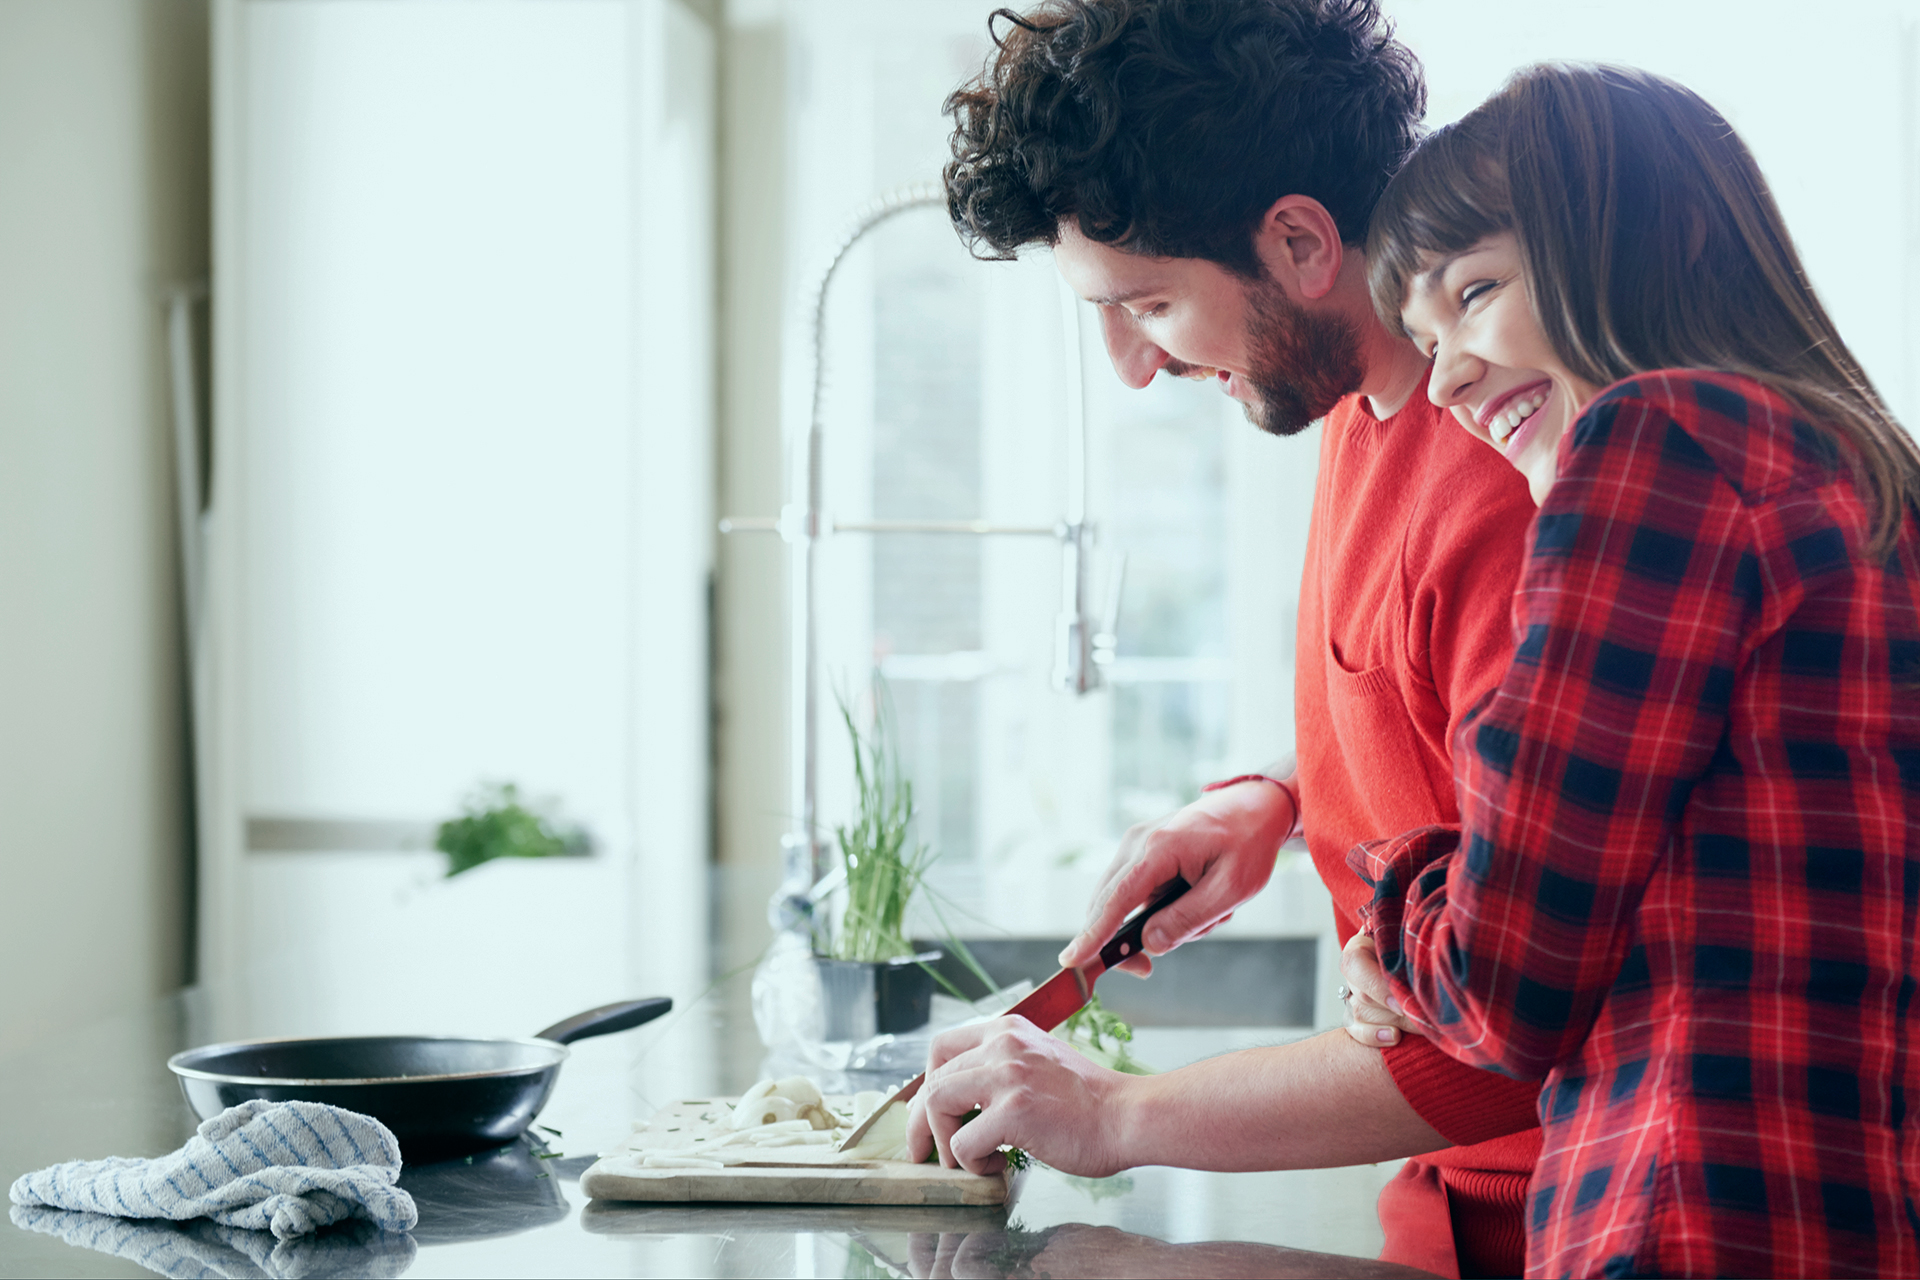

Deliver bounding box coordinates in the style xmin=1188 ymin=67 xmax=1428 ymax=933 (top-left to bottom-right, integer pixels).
xmin=536 ymin=997 xmax=672 ymax=1045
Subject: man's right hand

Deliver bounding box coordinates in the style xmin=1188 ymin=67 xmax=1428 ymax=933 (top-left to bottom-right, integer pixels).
xmin=1058 ymin=776 xmax=1297 ymax=974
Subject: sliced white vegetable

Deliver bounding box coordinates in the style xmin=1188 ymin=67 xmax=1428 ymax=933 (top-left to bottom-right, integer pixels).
xmin=771 ymin=1075 xmax=824 ymax=1108
xmin=730 ymin=1094 xmax=802 ymax=1129
xmin=712 ymin=1119 xmax=815 ymax=1147
xmin=839 ymin=1099 xmax=911 ymax=1163
xmin=738 ymin=1079 xmax=777 ymax=1107
xmin=852 ymin=1090 xmax=886 ymax=1128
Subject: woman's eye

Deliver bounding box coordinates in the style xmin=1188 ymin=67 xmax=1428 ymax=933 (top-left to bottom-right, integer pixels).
xmin=1459 ymin=280 xmax=1497 ymax=308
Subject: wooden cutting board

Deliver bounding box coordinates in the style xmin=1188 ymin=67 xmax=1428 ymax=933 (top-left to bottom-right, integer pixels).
xmin=578 ymin=1097 xmax=1014 ymax=1206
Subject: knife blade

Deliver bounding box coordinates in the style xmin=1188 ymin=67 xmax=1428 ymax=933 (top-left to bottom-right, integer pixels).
xmin=835 ymin=874 xmax=1190 ymax=1153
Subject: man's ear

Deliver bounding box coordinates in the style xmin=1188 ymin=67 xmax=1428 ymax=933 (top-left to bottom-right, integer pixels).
xmin=1251 ymin=195 xmax=1345 ymax=301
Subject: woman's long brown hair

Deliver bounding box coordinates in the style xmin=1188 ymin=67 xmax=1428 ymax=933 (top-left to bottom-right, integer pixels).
xmin=1368 ymin=63 xmax=1920 ymax=554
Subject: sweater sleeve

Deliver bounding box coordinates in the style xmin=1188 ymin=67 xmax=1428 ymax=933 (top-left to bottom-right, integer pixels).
xmin=1359 ymin=390 xmax=1764 ymax=1079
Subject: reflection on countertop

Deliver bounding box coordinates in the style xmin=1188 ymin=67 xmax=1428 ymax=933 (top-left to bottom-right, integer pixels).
xmin=582 ymin=1206 xmax=1437 ymax=1279
xmin=0 ymin=988 xmax=1428 ymax=1279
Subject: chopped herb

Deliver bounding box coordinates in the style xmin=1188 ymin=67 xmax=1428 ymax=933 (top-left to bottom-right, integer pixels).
xmin=535 ymin=1172 xmax=550 ymax=1180
xmin=535 ymin=1151 xmax=564 ymax=1160
xmin=667 ymin=1128 xmax=681 ymax=1132
xmin=1060 ymin=993 xmax=1153 ymax=1074
xmin=535 ymin=1124 xmax=563 ymax=1137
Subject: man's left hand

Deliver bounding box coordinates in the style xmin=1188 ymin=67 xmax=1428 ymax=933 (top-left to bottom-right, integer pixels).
xmin=905 ymin=1016 xmax=1136 ymax=1178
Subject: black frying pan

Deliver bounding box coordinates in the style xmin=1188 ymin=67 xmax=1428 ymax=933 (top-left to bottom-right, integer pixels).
xmin=166 ymin=997 xmax=671 ymax=1161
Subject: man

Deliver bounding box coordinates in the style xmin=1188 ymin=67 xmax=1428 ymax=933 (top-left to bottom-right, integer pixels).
xmin=905 ymin=3 xmax=1542 ymax=1276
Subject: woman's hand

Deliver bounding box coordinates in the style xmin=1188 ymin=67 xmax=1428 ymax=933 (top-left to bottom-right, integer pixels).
xmin=1340 ymin=932 xmax=1429 ymax=1047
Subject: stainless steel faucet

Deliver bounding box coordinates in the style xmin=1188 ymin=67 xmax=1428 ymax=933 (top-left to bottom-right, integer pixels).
xmin=719 ymin=184 xmax=1120 ymax=905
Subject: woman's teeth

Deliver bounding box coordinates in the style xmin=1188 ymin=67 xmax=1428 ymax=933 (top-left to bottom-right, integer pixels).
xmin=1488 ymin=392 xmax=1547 ymax=445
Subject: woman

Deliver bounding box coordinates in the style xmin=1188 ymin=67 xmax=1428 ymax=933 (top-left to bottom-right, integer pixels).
xmin=1342 ymin=63 xmax=1920 ymax=1278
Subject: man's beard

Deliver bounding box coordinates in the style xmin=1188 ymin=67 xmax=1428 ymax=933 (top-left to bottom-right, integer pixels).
xmin=1173 ymin=275 xmax=1365 ymax=437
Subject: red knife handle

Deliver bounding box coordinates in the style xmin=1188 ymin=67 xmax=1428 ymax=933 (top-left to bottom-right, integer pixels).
xmin=1097 ymin=875 xmax=1191 ymax=971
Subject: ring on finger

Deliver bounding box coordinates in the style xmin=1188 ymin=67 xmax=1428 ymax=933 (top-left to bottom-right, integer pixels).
xmin=1337 ymin=983 xmax=1352 ymax=1002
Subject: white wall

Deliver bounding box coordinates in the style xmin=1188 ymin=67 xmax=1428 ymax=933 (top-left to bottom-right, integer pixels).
xmin=0 ymin=0 xmax=205 ymax=1057
xmin=198 ymin=0 xmax=716 ymax=1050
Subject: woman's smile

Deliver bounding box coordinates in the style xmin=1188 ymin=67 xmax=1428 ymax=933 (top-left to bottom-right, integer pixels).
xmin=1477 ymin=379 xmax=1552 ymax=450
xmin=1402 ymin=234 xmax=1599 ymax=504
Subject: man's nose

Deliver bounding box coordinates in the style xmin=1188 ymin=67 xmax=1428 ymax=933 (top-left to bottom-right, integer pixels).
xmin=1098 ymin=305 xmax=1171 ymax=390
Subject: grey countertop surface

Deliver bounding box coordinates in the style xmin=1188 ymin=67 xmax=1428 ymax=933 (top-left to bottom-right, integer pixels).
xmin=0 ymin=989 xmax=1426 ymax=1278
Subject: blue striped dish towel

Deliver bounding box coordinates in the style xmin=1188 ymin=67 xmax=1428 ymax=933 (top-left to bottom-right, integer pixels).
xmin=8 ymin=1100 xmax=417 ymax=1240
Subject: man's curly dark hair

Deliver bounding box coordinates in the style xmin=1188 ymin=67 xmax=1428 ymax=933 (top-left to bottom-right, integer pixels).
xmin=944 ymin=0 xmax=1426 ymax=275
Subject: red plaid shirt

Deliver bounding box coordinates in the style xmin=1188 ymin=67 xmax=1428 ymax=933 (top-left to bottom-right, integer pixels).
xmin=1353 ymin=371 xmax=1920 ymax=1278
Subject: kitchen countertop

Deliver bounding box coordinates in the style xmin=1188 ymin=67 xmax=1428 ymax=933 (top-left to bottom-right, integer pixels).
xmin=0 ymin=987 xmax=1430 ymax=1278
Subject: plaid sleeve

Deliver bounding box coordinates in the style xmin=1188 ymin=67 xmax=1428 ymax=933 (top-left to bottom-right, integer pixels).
xmin=1356 ymin=388 xmax=1776 ymax=1078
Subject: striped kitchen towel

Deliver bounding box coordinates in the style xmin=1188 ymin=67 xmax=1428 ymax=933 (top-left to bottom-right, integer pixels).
xmin=8 ymin=1100 xmax=417 ymax=1240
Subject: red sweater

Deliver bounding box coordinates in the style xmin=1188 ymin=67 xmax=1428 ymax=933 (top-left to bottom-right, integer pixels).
xmin=1295 ymin=393 xmax=1541 ymax=1279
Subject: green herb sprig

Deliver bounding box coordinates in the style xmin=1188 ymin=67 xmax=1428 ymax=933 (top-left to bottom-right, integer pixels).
xmin=435 ymin=782 xmax=590 ymax=878
xmin=1060 ymin=993 xmax=1153 ymax=1075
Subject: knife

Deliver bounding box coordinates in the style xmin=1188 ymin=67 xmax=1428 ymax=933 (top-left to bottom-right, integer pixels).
xmin=834 ymin=874 xmax=1190 ymax=1153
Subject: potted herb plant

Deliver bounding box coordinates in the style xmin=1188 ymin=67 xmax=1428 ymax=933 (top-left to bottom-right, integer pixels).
xmin=813 ymin=694 xmax=943 ymax=1040
xmin=435 ymin=782 xmax=591 ymax=877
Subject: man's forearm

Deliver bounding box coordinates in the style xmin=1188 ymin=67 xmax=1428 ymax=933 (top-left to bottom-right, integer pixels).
xmin=1112 ymin=1030 xmax=1450 ymax=1171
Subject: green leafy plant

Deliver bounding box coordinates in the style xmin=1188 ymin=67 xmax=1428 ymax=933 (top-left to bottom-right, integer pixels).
xmin=1059 ymin=993 xmax=1153 ymax=1075
xmin=435 ymin=782 xmax=590 ymax=878
xmin=824 ymin=693 xmax=936 ymax=963
xmin=818 ymin=685 xmax=1012 ymax=1008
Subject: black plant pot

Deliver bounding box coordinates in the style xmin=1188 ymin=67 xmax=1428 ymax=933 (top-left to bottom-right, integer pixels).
xmin=815 ymin=951 xmax=942 ymax=1041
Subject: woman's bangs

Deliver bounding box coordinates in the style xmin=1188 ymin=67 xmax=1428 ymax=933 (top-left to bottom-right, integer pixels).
xmin=1366 ymin=121 xmax=1513 ymax=331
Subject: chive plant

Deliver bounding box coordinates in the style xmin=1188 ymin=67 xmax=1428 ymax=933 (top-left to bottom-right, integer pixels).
xmin=825 ymin=694 xmax=935 ymax=963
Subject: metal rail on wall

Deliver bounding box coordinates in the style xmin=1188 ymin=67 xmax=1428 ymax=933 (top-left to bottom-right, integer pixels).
xmin=719 ymin=184 xmax=1122 ymax=922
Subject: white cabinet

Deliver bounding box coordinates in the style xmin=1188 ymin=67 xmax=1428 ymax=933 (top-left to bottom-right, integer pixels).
xmin=199 ymin=0 xmax=713 ymax=1040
